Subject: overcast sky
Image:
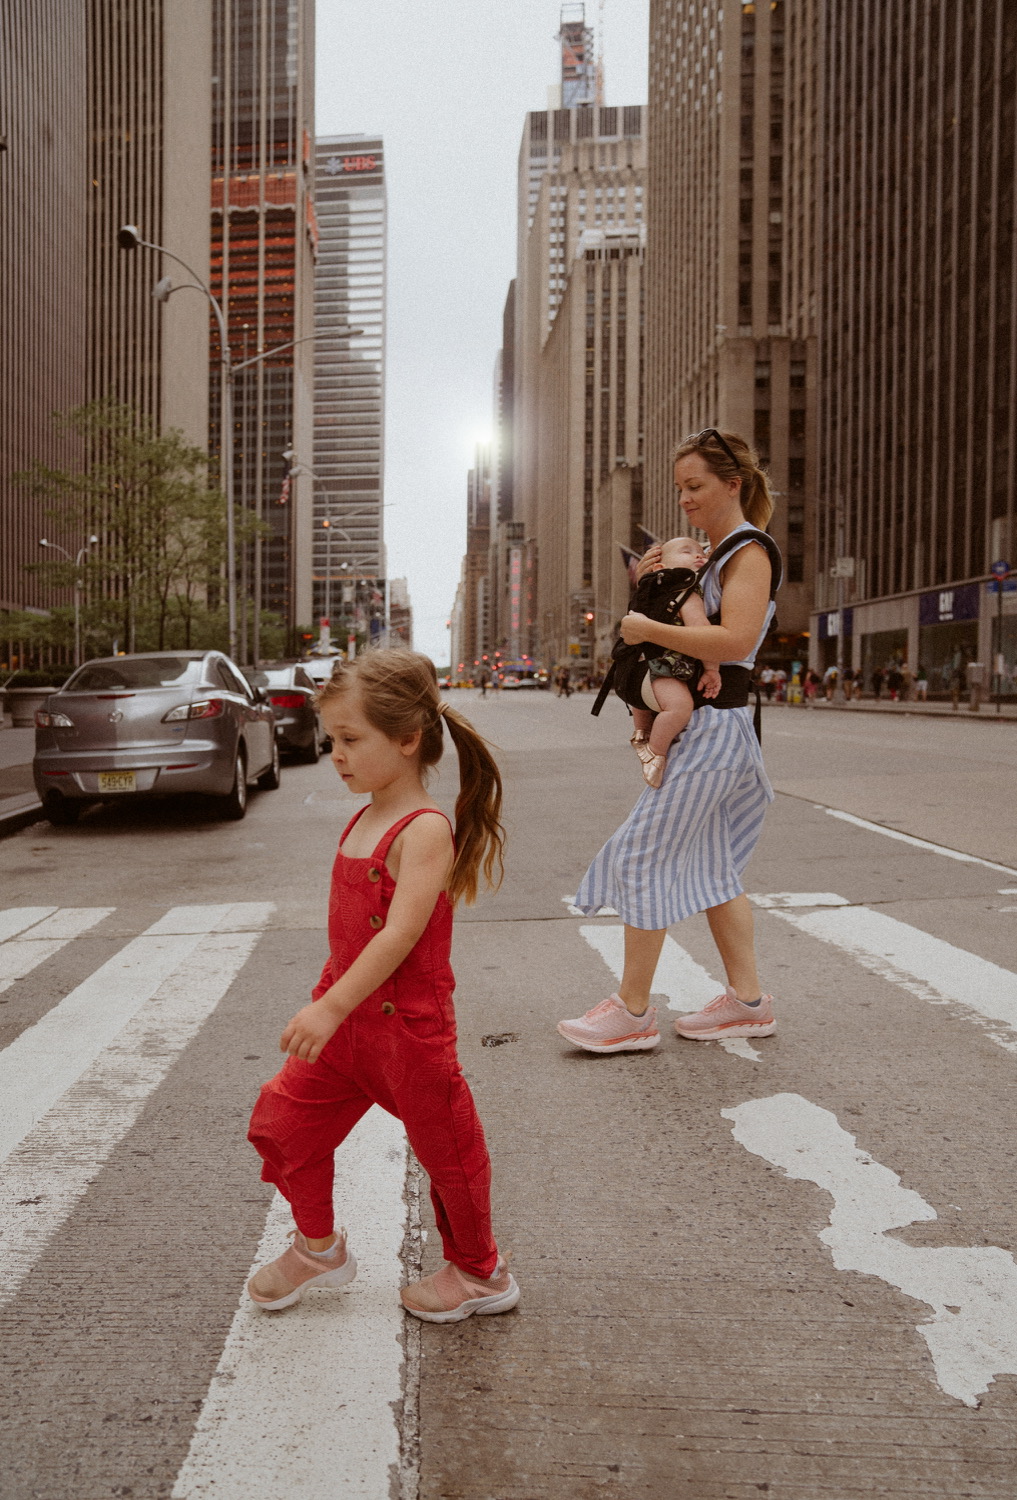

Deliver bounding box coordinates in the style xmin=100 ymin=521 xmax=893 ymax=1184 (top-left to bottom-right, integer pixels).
xmin=316 ymin=0 xmax=650 ymax=664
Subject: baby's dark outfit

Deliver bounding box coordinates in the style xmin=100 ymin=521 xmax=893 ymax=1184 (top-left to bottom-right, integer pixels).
xmin=629 ymin=566 xmax=701 ymax=683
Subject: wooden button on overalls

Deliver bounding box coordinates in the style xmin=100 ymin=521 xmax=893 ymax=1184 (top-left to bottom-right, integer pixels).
xmin=369 ymin=914 xmax=383 ymax=930
xmin=381 ymin=1001 xmax=396 ymax=1015
xmin=367 ymin=867 xmax=381 ymax=882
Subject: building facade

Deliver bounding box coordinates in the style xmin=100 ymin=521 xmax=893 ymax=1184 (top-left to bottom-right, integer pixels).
xmin=210 ymin=0 xmax=316 ymax=655
xmin=1 ymin=0 xmax=210 ymax=621
xmin=452 ymin=445 xmax=492 ymax=677
xmin=814 ymin=0 xmax=1017 ymax=698
xmin=644 ymin=0 xmax=817 ymax=650
xmin=312 ymin=136 xmax=386 ymax=631
xmin=513 ymin=104 xmax=647 ymax=668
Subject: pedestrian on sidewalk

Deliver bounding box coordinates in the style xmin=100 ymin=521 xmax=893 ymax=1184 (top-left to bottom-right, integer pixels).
xmin=559 ymin=428 xmax=782 ymax=1053
xmin=915 ymin=663 xmax=928 ymax=701
xmin=247 ymin=648 xmax=519 ymax=1323
xmin=872 ymin=665 xmax=885 ymax=700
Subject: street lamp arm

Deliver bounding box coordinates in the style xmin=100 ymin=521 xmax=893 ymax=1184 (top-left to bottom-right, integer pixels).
xmin=233 ymin=334 xmax=318 ymax=373
xmin=118 ymin=226 xmax=228 ymax=357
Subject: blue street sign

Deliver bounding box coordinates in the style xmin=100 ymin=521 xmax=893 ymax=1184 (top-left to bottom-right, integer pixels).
xmin=987 ymin=580 xmax=1017 ymax=593
xmin=991 ymin=559 xmax=1011 ymax=579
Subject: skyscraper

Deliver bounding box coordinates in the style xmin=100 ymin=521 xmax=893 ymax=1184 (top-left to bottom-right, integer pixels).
xmin=644 ymin=0 xmax=816 ymax=650
xmin=1 ymin=1 xmax=210 ymax=621
xmin=312 ymin=136 xmax=386 ymax=633
xmin=210 ymin=0 xmax=316 ymax=655
xmin=814 ymin=0 xmax=1016 ymax=699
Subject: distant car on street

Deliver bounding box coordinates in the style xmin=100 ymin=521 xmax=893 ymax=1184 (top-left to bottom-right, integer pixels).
xmin=247 ymin=663 xmax=328 ymax=762
xmin=501 ymin=673 xmax=522 ymax=689
xmin=33 ymin=650 xmax=279 ymax=824
xmin=302 ymin=655 xmax=342 ymax=690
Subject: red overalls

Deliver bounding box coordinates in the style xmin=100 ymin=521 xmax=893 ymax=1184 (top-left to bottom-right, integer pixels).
xmin=248 ymin=807 xmax=498 ymax=1279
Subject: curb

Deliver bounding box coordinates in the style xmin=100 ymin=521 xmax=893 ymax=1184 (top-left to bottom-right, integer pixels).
xmin=765 ymin=703 xmax=1017 ymax=724
xmin=0 ymin=798 xmax=45 ymax=838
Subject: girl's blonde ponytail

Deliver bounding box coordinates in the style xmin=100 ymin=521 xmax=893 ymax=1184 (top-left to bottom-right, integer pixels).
xmin=440 ymin=705 xmax=504 ymax=906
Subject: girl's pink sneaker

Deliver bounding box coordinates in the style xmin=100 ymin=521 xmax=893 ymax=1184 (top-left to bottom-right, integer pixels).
xmin=247 ymin=1229 xmax=357 ymax=1310
xmin=401 ymin=1258 xmax=520 ymax=1323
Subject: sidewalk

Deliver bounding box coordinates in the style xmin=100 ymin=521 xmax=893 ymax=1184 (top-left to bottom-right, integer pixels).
xmin=767 ymin=695 xmax=1017 ymax=721
xmin=0 ymin=721 xmax=43 ymax=833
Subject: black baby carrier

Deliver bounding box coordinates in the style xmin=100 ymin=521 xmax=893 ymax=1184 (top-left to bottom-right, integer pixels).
xmin=591 ymin=527 xmax=783 ymax=735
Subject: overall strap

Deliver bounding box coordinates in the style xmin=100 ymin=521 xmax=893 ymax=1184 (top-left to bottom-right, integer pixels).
xmin=338 ymin=806 xmax=369 ymax=849
xmin=372 ymin=808 xmax=455 ymax=865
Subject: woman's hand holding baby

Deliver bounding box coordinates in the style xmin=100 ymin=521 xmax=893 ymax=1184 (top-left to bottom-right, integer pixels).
xmin=620 ymin=611 xmax=653 ymax=644
xmin=634 ymin=545 xmax=663 ymax=581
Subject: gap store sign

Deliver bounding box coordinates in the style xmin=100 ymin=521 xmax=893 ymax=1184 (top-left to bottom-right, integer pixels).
xmin=918 ymin=583 xmax=980 ymax=625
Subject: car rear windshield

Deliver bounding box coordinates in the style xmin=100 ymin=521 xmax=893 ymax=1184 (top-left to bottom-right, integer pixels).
xmin=65 ymin=658 xmax=208 ymax=691
xmin=251 ymin=668 xmax=298 ymax=688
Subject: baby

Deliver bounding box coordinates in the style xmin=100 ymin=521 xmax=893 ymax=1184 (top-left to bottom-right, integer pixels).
xmin=627 ymin=535 xmax=722 ymax=787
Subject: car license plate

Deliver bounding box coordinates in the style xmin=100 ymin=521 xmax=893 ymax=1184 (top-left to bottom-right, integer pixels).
xmin=98 ymin=771 xmax=136 ymax=793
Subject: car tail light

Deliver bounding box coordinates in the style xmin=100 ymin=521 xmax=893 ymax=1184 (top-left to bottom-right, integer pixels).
xmin=269 ymin=692 xmax=305 ymax=709
xmin=162 ymin=698 xmax=225 ymax=722
xmin=35 ymin=710 xmax=74 ymax=728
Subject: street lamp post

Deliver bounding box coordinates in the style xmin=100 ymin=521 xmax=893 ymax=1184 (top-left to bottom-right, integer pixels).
xmin=39 ymin=535 xmax=99 ymax=667
xmin=118 ymin=225 xmax=320 ymax=664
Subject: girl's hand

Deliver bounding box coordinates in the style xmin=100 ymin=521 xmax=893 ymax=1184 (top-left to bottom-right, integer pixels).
xmin=620 ymin=611 xmax=652 ymax=644
xmin=280 ymin=1002 xmax=342 ymax=1064
xmin=635 ymin=545 xmax=663 ymax=581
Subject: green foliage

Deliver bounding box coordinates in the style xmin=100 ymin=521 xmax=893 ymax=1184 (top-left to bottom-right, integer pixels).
xmin=14 ymin=399 xmax=259 ymax=657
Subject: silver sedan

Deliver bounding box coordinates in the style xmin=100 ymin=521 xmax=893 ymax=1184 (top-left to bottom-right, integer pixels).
xmin=33 ymin=651 xmax=280 ymax=824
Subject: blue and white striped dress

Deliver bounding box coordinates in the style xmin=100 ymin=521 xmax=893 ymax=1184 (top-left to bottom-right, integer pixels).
xmin=574 ymin=525 xmax=776 ymax=930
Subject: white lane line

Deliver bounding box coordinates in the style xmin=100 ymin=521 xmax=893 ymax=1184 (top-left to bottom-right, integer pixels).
xmin=823 ymin=807 xmax=1017 ymax=877
xmin=764 ymin=902 xmax=1017 ymax=1054
xmin=724 ymin=1093 xmax=1017 ymax=1408
xmin=0 ymin=909 xmax=58 ymax=943
xmin=579 ymin=924 xmax=760 ymax=1060
xmin=0 ymin=925 xmax=268 ymax=1306
xmin=750 ymin=892 xmax=849 ymax=909
xmin=562 ymin=894 xmax=618 ymax=916
xmin=172 ymin=1109 xmax=407 ymax=1499
xmin=0 ymin=903 xmax=272 ymax=1164
xmin=0 ymin=908 xmax=114 ymax=994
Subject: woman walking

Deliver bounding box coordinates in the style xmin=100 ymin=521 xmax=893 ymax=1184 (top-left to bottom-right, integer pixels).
xmin=558 ymin=430 xmax=781 ymax=1052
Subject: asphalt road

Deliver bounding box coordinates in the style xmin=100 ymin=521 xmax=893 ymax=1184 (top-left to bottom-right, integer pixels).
xmin=1 ymin=694 xmax=1015 ymax=1499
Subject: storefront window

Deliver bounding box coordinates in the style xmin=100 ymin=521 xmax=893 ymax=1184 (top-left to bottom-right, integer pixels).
xmin=861 ymin=629 xmax=907 ymax=692
xmin=917 ymin=620 xmax=979 ymax=696
xmin=991 ymin=614 xmax=1017 ymax=699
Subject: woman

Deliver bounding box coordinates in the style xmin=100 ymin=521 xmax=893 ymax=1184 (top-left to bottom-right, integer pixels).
xmin=558 ymin=429 xmax=780 ymax=1053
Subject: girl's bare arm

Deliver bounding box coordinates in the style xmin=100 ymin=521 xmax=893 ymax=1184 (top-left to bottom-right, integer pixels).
xmin=281 ymin=816 xmax=454 ymax=1063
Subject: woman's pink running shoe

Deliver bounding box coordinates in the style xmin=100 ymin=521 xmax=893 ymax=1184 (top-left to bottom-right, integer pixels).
xmin=557 ymin=994 xmax=660 ymax=1053
xmin=673 ymin=988 xmax=776 ymax=1040
xmin=247 ymin=1229 xmax=357 ymax=1310
xmin=401 ymin=1258 xmax=520 ymax=1323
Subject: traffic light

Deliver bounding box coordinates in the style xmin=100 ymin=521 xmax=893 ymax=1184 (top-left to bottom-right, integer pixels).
xmin=584 ymin=611 xmax=595 ymax=623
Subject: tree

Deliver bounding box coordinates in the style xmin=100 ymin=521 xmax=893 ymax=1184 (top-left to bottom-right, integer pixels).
xmin=15 ymin=399 xmax=255 ymax=656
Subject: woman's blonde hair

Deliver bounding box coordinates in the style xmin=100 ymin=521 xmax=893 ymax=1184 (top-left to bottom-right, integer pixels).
xmin=671 ymin=429 xmax=775 ymax=530
xmin=316 ymin=648 xmax=504 ymax=906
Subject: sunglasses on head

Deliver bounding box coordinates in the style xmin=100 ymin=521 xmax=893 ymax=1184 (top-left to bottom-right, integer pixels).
xmin=686 ymin=428 xmax=741 ymax=470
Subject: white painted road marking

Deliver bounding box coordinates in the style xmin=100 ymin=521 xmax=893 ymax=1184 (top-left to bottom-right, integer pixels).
xmin=0 ymin=908 xmax=58 ymax=943
xmin=0 ymin=924 xmax=268 ymax=1306
xmin=579 ymin=924 xmax=761 ymax=1060
xmin=0 ymin=904 xmax=271 ymax=1164
xmin=172 ymin=1109 xmax=408 ymax=1500
xmin=750 ymin=892 xmax=849 ymax=909
xmin=0 ymin=907 xmax=114 ymax=994
xmin=724 ymin=1093 xmax=1017 ymax=1407
xmin=562 ymin=894 xmax=618 ymax=916
xmin=763 ymin=901 xmax=1017 ymax=1054
xmin=823 ymin=807 xmax=1017 ymax=877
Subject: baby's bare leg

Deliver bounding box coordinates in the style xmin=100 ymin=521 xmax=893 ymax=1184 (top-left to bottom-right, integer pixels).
xmin=647 ymin=676 xmax=695 ymax=754
xmin=631 ymin=706 xmax=655 ymax=736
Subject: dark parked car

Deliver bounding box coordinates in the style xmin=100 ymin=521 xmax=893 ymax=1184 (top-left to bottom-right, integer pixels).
xmin=33 ymin=651 xmax=279 ymax=824
xmin=248 ymin=663 xmax=328 ymax=762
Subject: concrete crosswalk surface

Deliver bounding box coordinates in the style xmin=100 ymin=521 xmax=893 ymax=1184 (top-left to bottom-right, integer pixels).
xmin=0 ymin=696 xmax=1015 ymax=1498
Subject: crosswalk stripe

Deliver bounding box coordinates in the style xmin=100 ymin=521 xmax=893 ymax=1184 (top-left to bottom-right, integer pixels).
xmin=578 ymin=924 xmax=761 ymax=1060
xmin=725 ymin=1092 xmax=1017 ymax=1408
xmin=759 ymin=899 xmax=1017 ymax=1053
xmin=0 ymin=925 xmax=268 ymax=1307
xmin=171 ymin=1109 xmax=407 ymax=1500
xmin=0 ymin=903 xmax=272 ymax=1165
xmin=0 ymin=907 xmax=114 ymax=993
xmin=0 ymin=908 xmax=58 ymax=943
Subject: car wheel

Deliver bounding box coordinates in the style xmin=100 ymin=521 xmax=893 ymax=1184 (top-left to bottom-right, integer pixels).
xmin=43 ymin=792 xmax=81 ymax=826
xmin=258 ymin=738 xmax=282 ymax=789
xmin=297 ymin=732 xmax=319 ymax=764
xmin=218 ymin=749 xmax=248 ymax=820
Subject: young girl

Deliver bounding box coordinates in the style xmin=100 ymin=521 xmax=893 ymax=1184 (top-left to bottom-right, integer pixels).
xmin=247 ymin=648 xmax=519 ymax=1323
